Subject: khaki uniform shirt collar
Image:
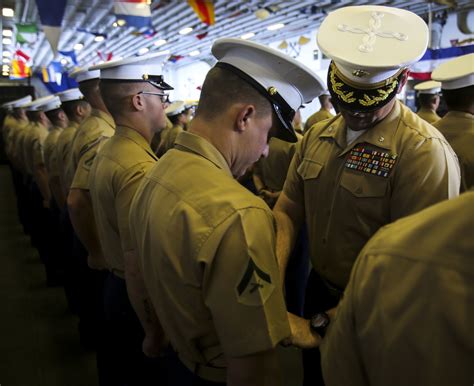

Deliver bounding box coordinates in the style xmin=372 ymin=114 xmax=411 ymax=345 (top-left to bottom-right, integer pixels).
xmin=91 ymin=108 xmax=115 ymax=129
xmin=115 ymin=125 xmax=158 ymax=161
xmin=444 ymin=110 xmax=474 ymax=120
xmin=319 ymin=100 xmax=402 ymax=155
xmin=175 ymin=131 xmax=233 ymax=177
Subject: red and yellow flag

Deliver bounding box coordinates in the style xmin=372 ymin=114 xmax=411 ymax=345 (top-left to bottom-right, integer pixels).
xmin=11 ymin=59 xmax=31 ymax=79
xmin=188 ymin=0 xmax=215 ymax=26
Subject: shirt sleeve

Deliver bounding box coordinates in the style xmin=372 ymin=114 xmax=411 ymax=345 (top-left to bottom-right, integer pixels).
xmin=71 ymin=136 xmax=108 ymax=190
xmin=201 ymin=207 xmax=290 ymax=358
xmin=390 ymin=135 xmax=460 ymax=220
xmin=282 ymin=136 xmax=305 ymax=203
xmin=116 ymin=162 xmax=155 ymax=253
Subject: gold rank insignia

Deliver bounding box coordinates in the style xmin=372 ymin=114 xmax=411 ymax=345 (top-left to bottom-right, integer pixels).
xmin=142 ymin=73 xmax=149 ymax=80
xmin=236 ymin=257 xmax=275 ymax=306
xmin=268 ymin=86 xmax=277 ymax=96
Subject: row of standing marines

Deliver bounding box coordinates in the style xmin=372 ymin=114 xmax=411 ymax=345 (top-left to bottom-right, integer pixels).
xmin=1 ymin=5 xmax=473 ymax=386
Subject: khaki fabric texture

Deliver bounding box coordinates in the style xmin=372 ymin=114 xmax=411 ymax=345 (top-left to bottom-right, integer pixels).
xmin=321 ymin=192 xmax=474 ymax=386
xmin=434 ymin=111 xmax=474 ymax=192
xmin=22 ymin=123 xmax=49 ymax=174
xmin=283 ymin=101 xmax=461 ymax=288
xmin=12 ymin=125 xmax=29 ymax=173
xmin=129 ymin=131 xmax=290 ymax=381
xmin=254 ymin=137 xmax=296 ymax=192
xmin=42 ymin=127 xmax=62 ymax=174
xmin=69 ymin=109 xmax=115 ymax=190
xmin=416 ymin=107 xmax=441 ymax=124
xmin=49 ymin=121 xmax=78 ymax=180
xmin=89 ymin=126 xmax=157 ymax=277
xmin=304 ymin=108 xmax=334 ymax=131
xmin=160 ymin=123 xmax=183 ymax=155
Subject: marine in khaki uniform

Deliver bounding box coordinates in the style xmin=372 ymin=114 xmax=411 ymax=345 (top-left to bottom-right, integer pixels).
xmin=414 ymin=80 xmax=442 ymax=124
xmin=253 ymin=137 xmax=296 ymax=208
xmin=304 ymin=92 xmax=334 ymax=131
xmin=274 ymin=7 xmax=461 ymax=386
xmin=156 ymin=100 xmax=189 ymax=156
xmin=49 ymin=88 xmax=91 ymax=207
xmin=41 ymin=96 xmax=69 ymax=208
xmin=129 ymin=38 xmax=326 ymax=386
xmin=321 ymin=191 xmax=474 ymax=386
xmin=432 ymin=53 xmax=474 ymax=192
xmin=66 ymin=67 xmax=115 ymax=270
xmin=88 ymin=53 xmax=172 ymax=385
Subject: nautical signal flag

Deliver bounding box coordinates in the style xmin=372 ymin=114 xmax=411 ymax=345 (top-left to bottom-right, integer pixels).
xmin=188 ymin=0 xmax=215 ymax=26
xmin=114 ymin=0 xmax=151 ymax=29
xmin=15 ymin=23 xmax=38 ymax=45
xmin=35 ymin=0 xmax=67 ymax=54
xmin=11 ymin=59 xmax=31 ymax=79
xmin=41 ymin=61 xmax=62 ymax=85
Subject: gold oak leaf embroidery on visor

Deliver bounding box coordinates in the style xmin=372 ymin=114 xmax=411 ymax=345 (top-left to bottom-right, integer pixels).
xmin=236 ymin=257 xmax=275 ymax=306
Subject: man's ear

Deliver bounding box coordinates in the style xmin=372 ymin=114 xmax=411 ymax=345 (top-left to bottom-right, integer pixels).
xmin=235 ymin=104 xmax=255 ymax=132
xmin=131 ymin=93 xmax=145 ymax=111
xmin=397 ymin=69 xmax=409 ymax=93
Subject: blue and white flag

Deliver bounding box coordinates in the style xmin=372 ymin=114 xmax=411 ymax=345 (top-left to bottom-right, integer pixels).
xmin=114 ymin=0 xmax=151 ymax=29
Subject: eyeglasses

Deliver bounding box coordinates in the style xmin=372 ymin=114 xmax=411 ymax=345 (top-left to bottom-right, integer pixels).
xmin=137 ymin=91 xmax=169 ymax=104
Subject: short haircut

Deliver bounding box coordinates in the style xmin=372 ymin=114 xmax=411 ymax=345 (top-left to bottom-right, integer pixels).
xmin=61 ymin=99 xmax=89 ymax=119
xmin=78 ymin=78 xmax=100 ymax=103
xmin=99 ymin=80 xmax=144 ymax=118
xmin=45 ymin=107 xmax=65 ymax=124
xmin=318 ymin=94 xmax=330 ymax=104
xmin=442 ymin=85 xmax=474 ymax=111
xmin=418 ymin=93 xmax=439 ymax=108
xmin=195 ymin=66 xmax=272 ymax=121
xmin=26 ymin=110 xmax=42 ymax=122
xmin=169 ymin=113 xmax=183 ymax=125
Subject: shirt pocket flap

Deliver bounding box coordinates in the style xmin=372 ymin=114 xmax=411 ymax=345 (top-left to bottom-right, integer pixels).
xmin=340 ymin=172 xmax=388 ymax=198
xmin=297 ymin=159 xmax=323 ymax=181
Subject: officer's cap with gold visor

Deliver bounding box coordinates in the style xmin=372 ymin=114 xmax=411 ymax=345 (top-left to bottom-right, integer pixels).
xmin=89 ymin=52 xmax=173 ymax=91
xmin=318 ymin=5 xmax=428 ymax=112
xmin=212 ymin=38 xmax=325 ymax=143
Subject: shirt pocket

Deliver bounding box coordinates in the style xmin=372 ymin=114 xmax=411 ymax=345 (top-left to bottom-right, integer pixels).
xmin=297 ymin=159 xmax=323 ymax=181
xmin=340 ymin=171 xmax=388 ymax=198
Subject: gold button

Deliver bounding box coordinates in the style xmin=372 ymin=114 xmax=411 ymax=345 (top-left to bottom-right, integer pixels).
xmin=378 ymin=136 xmax=384 ymax=142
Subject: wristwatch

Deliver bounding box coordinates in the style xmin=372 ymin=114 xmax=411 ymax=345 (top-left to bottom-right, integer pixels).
xmin=310 ymin=312 xmax=330 ymax=337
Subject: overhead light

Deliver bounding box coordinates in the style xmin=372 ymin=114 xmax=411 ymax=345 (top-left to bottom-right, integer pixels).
xmin=117 ymin=19 xmax=126 ymax=27
xmin=154 ymin=39 xmax=167 ymax=47
xmin=241 ymin=32 xmax=255 ymax=40
xmin=2 ymin=64 xmax=9 ymax=70
xmin=2 ymin=8 xmax=14 ymax=17
xmin=138 ymin=47 xmax=149 ymax=55
xmin=112 ymin=22 xmax=118 ymax=27
xmin=3 ymin=58 xmax=11 ymax=63
xmin=2 ymin=51 xmax=11 ymax=57
xmin=179 ymin=27 xmax=193 ymax=35
xmin=2 ymin=29 xmax=12 ymax=37
xmin=267 ymin=23 xmax=285 ymax=31
xmin=94 ymin=35 xmax=105 ymax=42
xmin=60 ymin=58 xmax=68 ymax=65
xmin=189 ymin=50 xmax=200 ymax=57
xmin=2 ymin=38 xmax=12 ymax=45
xmin=74 ymin=43 xmax=84 ymax=51
xmin=2 ymin=72 xmax=9 ymax=77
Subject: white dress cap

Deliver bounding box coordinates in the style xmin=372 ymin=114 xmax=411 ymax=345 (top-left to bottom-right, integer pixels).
xmin=5 ymin=95 xmax=33 ymax=109
xmin=317 ymin=5 xmax=428 ymax=86
xmin=39 ymin=96 xmax=62 ymax=112
xmin=70 ymin=66 xmax=100 ymax=83
xmin=23 ymin=95 xmax=56 ymax=112
xmin=165 ymin=101 xmax=186 ymax=117
xmin=57 ymin=88 xmax=84 ymax=103
xmin=414 ymin=80 xmax=442 ymax=94
xmin=89 ymin=52 xmax=168 ymax=81
xmin=212 ymin=37 xmax=325 ymax=142
xmin=431 ymin=53 xmax=474 ymax=90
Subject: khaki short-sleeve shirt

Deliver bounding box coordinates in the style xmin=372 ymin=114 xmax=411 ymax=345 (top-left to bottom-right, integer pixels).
xmin=42 ymin=127 xmax=62 ymax=174
xmin=304 ymin=108 xmax=334 ymax=131
xmin=434 ymin=111 xmax=474 ymax=192
xmin=283 ymin=101 xmax=460 ymax=288
xmin=321 ymin=192 xmax=474 ymax=386
xmin=416 ymin=107 xmax=441 ymax=124
xmin=254 ymin=137 xmax=296 ymax=192
xmin=69 ymin=109 xmax=115 ymax=190
xmin=89 ymin=126 xmax=158 ymax=277
xmin=129 ymin=131 xmax=290 ymax=381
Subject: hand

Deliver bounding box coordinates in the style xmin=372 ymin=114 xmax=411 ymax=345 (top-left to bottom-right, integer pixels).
xmin=142 ymin=330 xmax=168 ymax=358
xmin=282 ymin=312 xmax=321 ymax=349
xmin=87 ymin=254 xmax=107 ymax=270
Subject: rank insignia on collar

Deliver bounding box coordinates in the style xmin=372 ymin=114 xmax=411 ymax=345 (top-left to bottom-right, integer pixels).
xmin=345 ymin=145 xmax=397 ymax=178
xmin=236 ymin=257 xmax=275 ymax=306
